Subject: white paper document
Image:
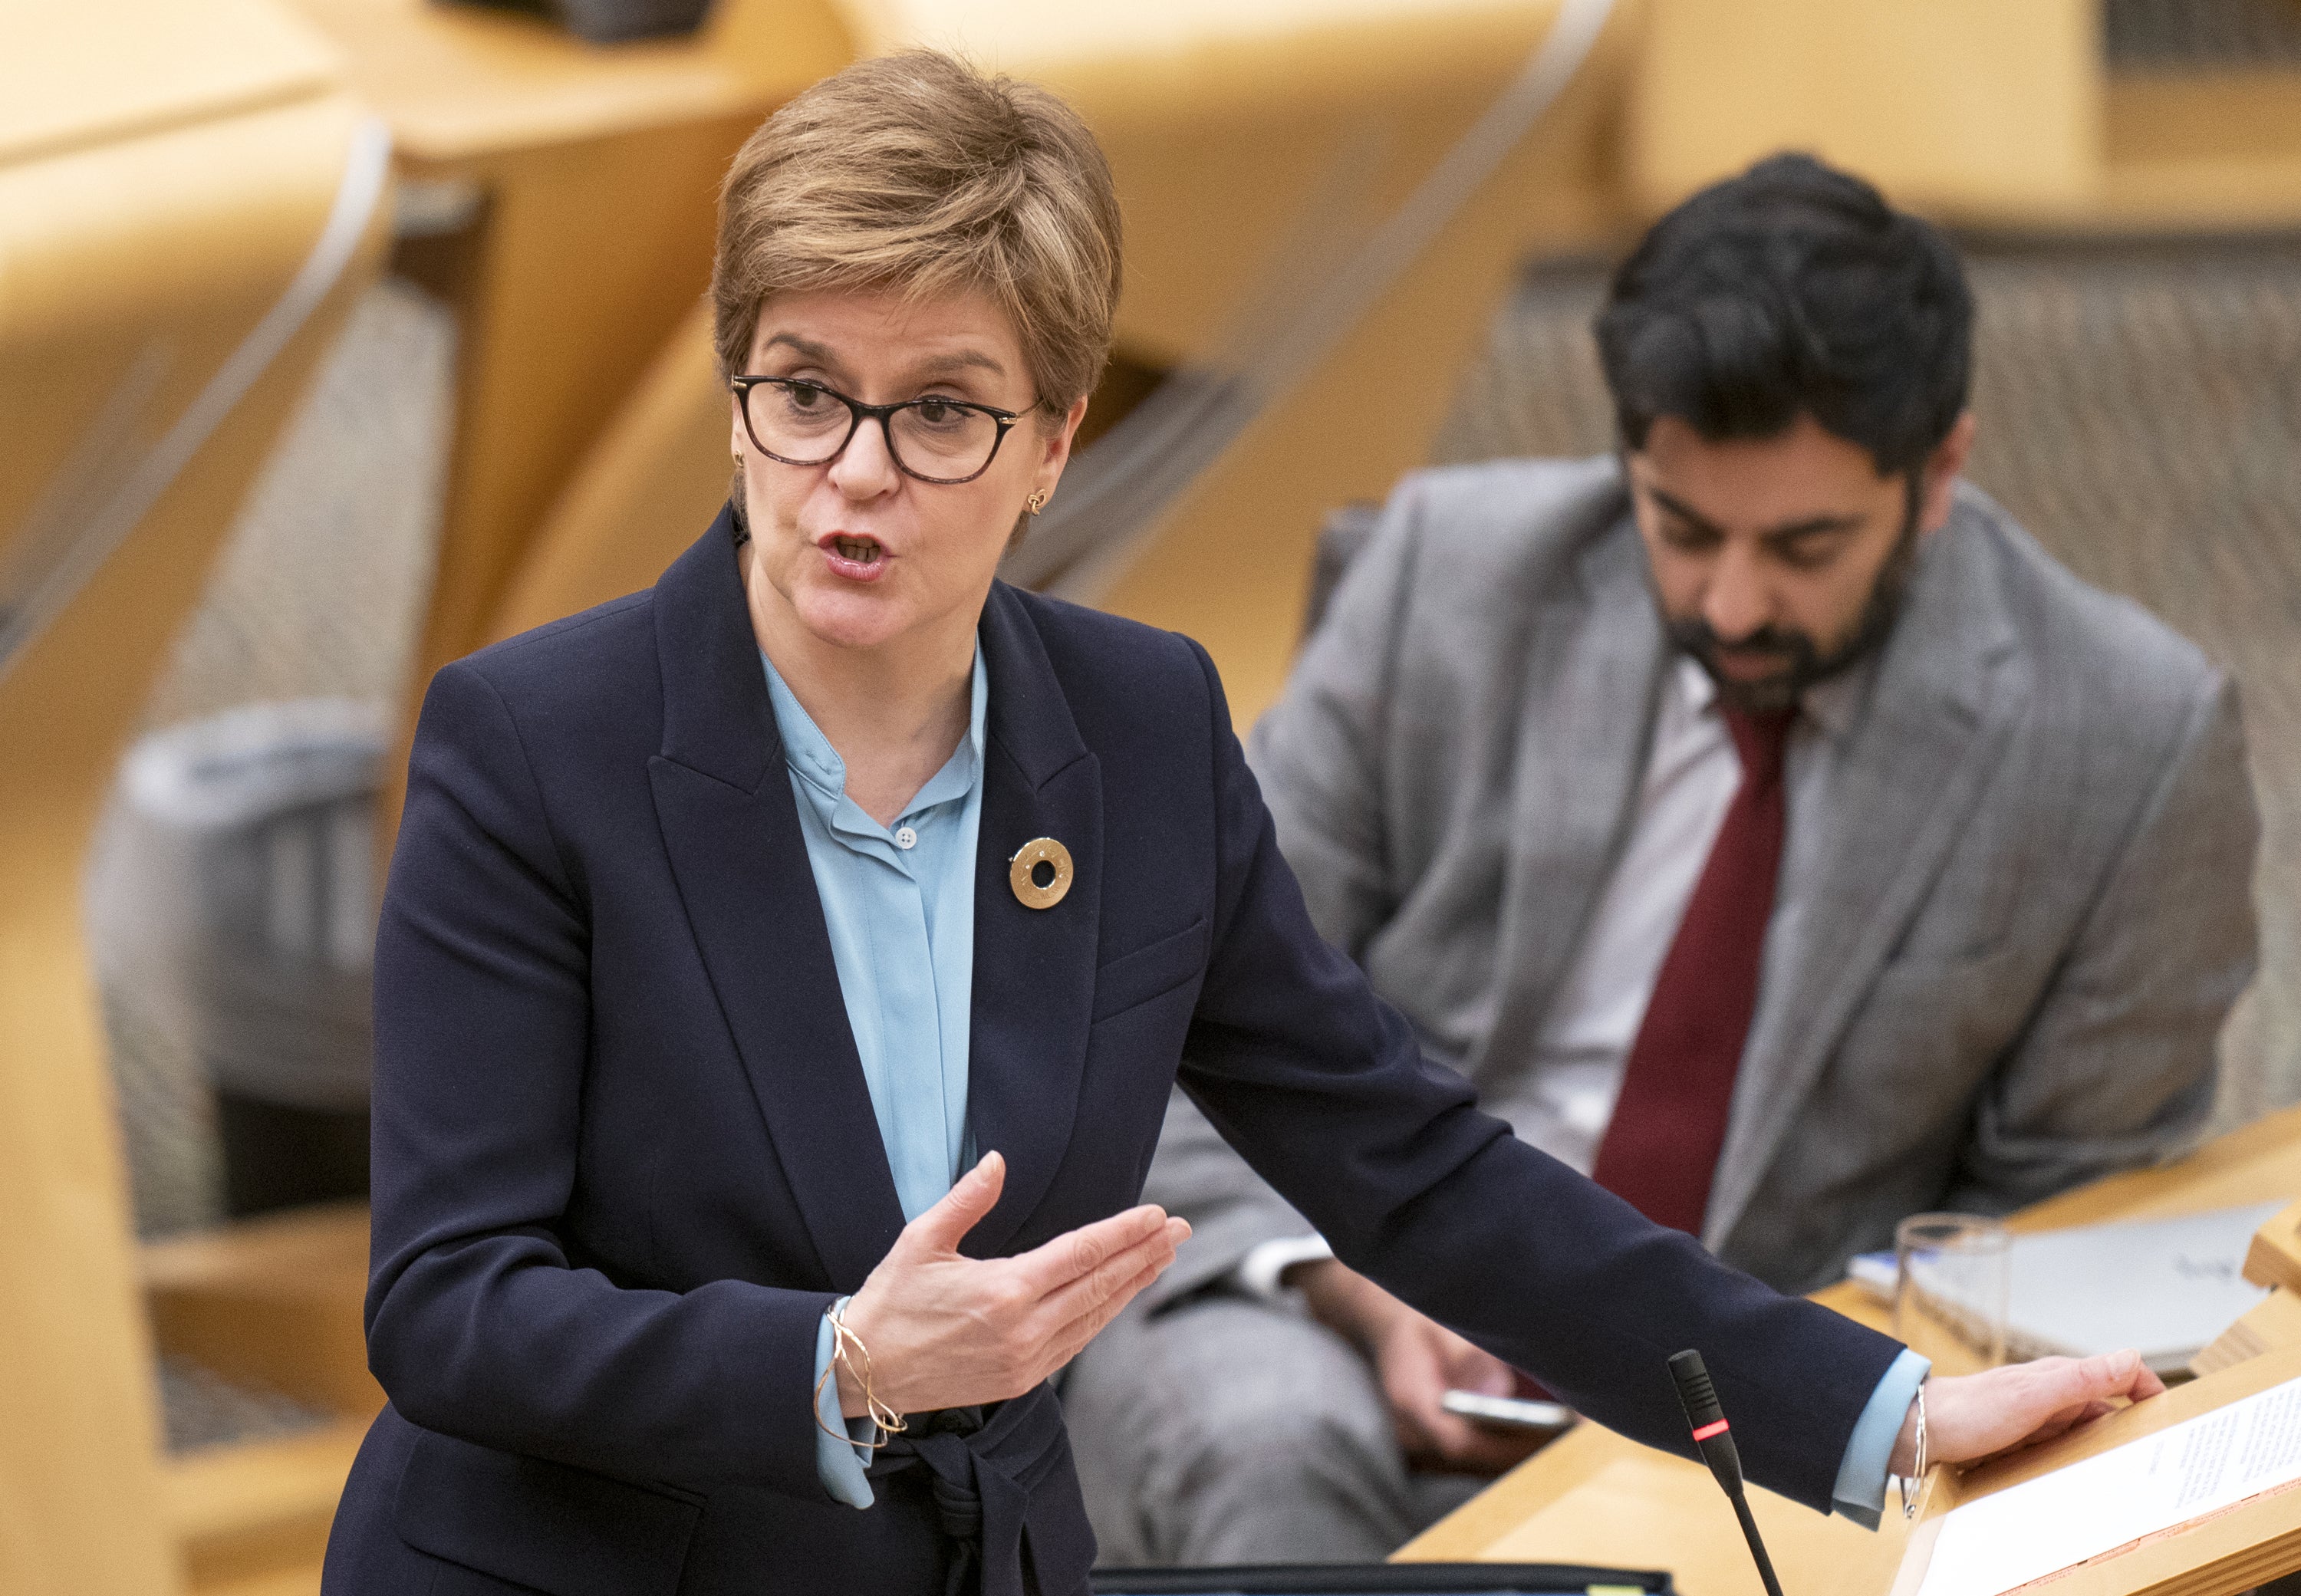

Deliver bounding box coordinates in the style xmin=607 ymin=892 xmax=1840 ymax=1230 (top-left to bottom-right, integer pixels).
xmin=1916 ymin=1375 xmax=2301 ymax=1596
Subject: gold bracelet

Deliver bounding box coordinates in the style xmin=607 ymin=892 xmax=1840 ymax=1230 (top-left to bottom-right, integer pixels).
xmin=811 ymin=1298 xmax=907 ymax=1449
xmin=832 ymin=1305 xmax=908 ymax=1436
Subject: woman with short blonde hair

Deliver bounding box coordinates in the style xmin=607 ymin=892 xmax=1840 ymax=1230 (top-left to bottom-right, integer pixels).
xmin=713 ymin=51 xmax=1123 ymax=413
xmin=325 ymin=48 xmax=2160 ymax=1596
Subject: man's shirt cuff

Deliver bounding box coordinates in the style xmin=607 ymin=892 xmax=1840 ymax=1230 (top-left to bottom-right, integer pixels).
xmin=1832 ymin=1348 xmax=1931 ymax=1529
xmin=1236 ymin=1233 xmax=1335 ymax=1301
xmin=813 ymin=1301 xmax=878 ymax=1509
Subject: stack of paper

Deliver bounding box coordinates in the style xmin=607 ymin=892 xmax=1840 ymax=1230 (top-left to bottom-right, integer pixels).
xmin=1914 ymin=1373 xmax=2301 ymax=1596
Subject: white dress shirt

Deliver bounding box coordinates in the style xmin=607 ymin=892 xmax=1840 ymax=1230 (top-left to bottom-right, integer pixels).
xmin=1488 ymin=656 xmax=1865 ymax=1174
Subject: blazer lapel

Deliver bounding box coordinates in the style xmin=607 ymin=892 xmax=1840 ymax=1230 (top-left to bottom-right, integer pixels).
xmin=644 ymin=512 xmax=908 ymax=1291
xmin=961 ymin=583 xmax=1102 ymax=1256
xmin=1470 ymin=517 xmax=1667 ymax=1088
xmin=1706 ymin=508 xmax=2025 ymax=1248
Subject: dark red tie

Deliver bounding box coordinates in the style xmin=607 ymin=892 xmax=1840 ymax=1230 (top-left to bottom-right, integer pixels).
xmin=1589 ymin=706 xmax=1793 ymax=1236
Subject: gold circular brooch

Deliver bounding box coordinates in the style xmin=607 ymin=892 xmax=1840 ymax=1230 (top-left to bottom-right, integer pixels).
xmin=1008 ymin=837 xmax=1074 ymax=910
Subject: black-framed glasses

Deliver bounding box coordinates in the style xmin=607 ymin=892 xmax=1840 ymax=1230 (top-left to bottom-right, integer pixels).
xmin=731 ymin=375 xmax=1027 ymax=485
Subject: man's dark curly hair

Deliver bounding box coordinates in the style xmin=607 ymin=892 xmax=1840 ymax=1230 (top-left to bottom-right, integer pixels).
xmin=1595 ymin=153 xmax=1974 ymax=479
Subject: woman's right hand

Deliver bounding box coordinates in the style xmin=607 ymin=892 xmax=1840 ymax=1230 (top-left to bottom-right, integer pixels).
xmin=835 ymin=1150 xmax=1190 ymax=1419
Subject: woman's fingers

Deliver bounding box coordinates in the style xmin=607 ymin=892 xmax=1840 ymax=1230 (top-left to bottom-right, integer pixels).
xmin=1021 ymin=1216 xmax=1193 ymax=1385
xmin=1927 ymin=1350 xmax=2164 ymax=1468
xmin=2111 ymin=1355 xmax=2168 ymax=1402
xmin=1044 ymin=1258 xmax=1169 ymax=1372
xmin=1033 ymin=1216 xmax=1186 ymax=1335
xmin=1013 ymin=1203 xmax=1179 ymax=1296
xmin=897 ymin=1150 xmax=1006 ymax=1259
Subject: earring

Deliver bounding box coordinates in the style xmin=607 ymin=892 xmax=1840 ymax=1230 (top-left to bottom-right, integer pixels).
xmin=1025 ymin=490 xmax=1048 ymax=515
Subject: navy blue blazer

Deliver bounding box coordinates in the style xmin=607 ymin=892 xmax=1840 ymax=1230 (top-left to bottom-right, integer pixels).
xmin=323 ymin=510 xmax=1901 ymax=1596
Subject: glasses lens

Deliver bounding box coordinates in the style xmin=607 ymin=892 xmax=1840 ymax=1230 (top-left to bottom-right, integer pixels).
xmin=746 ymin=380 xmax=853 ymax=463
xmin=890 ymin=398 xmax=1000 ymax=481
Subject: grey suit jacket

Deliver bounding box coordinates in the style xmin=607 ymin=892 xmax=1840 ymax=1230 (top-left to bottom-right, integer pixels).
xmin=1147 ymin=456 xmax=2260 ymax=1297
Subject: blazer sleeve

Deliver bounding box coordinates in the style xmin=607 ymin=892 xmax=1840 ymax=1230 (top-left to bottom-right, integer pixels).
xmin=1171 ymin=639 xmax=1905 ymax=1515
xmin=365 ymin=660 xmax=833 ymax=1497
xmin=1950 ymin=672 xmax=2260 ymax=1209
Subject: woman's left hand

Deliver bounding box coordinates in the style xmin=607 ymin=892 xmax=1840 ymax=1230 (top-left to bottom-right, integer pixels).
xmin=1902 ymin=1349 xmax=2166 ymax=1474
xmin=836 ymin=1152 xmax=1189 ymax=1418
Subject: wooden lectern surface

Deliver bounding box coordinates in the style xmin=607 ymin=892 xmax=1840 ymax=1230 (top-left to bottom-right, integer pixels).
xmin=1397 ymin=1101 xmax=2301 ymax=1596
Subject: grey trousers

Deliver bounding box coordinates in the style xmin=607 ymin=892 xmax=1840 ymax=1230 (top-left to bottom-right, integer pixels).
xmin=1062 ymin=1293 xmax=1484 ymax=1567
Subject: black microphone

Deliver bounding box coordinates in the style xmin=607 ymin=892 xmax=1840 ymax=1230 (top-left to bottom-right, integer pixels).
xmin=1669 ymin=1349 xmax=1786 ymax=1596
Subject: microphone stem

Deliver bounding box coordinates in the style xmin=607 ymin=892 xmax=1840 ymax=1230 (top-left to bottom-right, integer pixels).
xmin=1727 ymin=1489 xmax=1786 ymax=1596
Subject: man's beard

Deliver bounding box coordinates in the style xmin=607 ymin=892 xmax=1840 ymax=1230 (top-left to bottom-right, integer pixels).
xmin=1665 ymin=512 xmax=1921 ymax=715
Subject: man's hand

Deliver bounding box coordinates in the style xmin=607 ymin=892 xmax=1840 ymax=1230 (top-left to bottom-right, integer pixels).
xmin=838 ymin=1152 xmax=1190 ymax=1417
xmin=1295 ymin=1259 xmax=1547 ymax=1475
xmin=1900 ymin=1350 xmax=2168 ymax=1474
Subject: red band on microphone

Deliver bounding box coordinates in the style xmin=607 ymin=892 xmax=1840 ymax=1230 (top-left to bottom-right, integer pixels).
xmin=1690 ymin=1419 xmax=1730 ymax=1443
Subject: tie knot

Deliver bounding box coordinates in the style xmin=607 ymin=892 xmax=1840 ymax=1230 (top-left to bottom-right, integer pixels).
xmin=1721 ymin=706 xmax=1793 ymax=787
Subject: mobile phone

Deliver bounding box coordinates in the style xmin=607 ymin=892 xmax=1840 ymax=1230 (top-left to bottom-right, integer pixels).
xmin=1440 ymin=1390 xmax=1577 ymax=1434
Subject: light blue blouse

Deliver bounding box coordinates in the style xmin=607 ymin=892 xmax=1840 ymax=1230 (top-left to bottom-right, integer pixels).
xmin=761 ymin=643 xmax=1923 ymax=1522
xmin=760 ymin=647 xmax=989 ymax=1510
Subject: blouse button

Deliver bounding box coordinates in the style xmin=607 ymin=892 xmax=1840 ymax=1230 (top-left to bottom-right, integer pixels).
xmin=894 ymin=825 xmax=918 ymax=850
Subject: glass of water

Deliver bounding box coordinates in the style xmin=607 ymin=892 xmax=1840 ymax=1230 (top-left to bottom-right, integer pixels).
xmin=1895 ymin=1213 xmax=2011 ymax=1371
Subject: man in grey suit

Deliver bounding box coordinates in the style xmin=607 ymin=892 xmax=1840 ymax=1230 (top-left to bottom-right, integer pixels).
xmin=1065 ymin=154 xmax=2261 ymax=1565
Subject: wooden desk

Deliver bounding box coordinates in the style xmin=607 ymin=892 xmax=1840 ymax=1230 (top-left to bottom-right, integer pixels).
xmin=1397 ymin=1103 xmax=2301 ymax=1595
